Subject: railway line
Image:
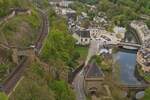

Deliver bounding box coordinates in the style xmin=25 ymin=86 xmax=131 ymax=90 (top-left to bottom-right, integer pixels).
xmin=0 ymin=9 xmax=49 ymax=95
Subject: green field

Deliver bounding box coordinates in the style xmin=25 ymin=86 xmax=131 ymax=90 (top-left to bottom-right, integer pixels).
xmin=75 ymin=46 xmax=88 ymax=62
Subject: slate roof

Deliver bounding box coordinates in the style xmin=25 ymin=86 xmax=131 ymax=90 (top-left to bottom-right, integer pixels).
xmin=76 ymin=30 xmax=90 ymax=38
xmin=66 ymin=13 xmax=76 ymax=20
xmin=84 ymin=61 xmax=104 ymax=78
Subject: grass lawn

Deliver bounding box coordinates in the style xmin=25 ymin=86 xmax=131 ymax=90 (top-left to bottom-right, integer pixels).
xmin=75 ymin=46 xmax=88 ymax=63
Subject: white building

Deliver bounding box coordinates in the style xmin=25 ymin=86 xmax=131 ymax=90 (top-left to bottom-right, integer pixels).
xmin=113 ymin=26 xmax=126 ymax=40
xmin=49 ymin=0 xmax=73 ymax=7
xmin=56 ymin=8 xmax=76 ymax=16
xmin=87 ymin=28 xmax=103 ymax=38
xmin=72 ymin=30 xmax=91 ymax=45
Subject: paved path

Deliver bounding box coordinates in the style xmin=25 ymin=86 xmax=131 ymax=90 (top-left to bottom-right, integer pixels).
xmin=73 ymin=40 xmax=100 ymax=100
xmin=73 ymin=70 xmax=86 ymax=100
xmin=85 ymin=40 xmax=99 ymax=66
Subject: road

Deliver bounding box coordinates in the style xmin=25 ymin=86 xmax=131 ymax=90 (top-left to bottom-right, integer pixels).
xmin=73 ymin=40 xmax=99 ymax=100
xmin=85 ymin=40 xmax=99 ymax=66
xmin=73 ymin=70 xmax=86 ymax=100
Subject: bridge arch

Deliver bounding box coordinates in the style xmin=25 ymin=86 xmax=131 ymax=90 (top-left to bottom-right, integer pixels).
xmin=125 ymin=25 xmax=143 ymax=45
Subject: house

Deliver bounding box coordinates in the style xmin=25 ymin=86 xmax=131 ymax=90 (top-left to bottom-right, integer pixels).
xmin=59 ymin=1 xmax=73 ymax=7
xmin=83 ymin=61 xmax=104 ymax=95
xmin=58 ymin=8 xmax=76 ymax=16
xmin=49 ymin=0 xmax=73 ymax=7
xmin=93 ymin=16 xmax=107 ymax=24
xmin=66 ymin=11 xmax=76 ymax=20
xmin=137 ymin=48 xmax=150 ymax=72
xmin=87 ymin=27 xmax=103 ymax=38
xmin=72 ymin=30 xmax=91 ymax=45
xmin=113 ymin=26 xmax=126 ymax=40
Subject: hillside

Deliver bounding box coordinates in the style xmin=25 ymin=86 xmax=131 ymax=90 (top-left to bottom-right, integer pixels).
xmin=0 ymin=0 xmax=40 ymax=84
xmin=0 ymin=0 xmax=32 ymax=17
xmin=71 ymin=0 xmax=150 ymax=27
xmin=9 ymin=7 xmax=76 ymax=100
xmin=0 ymin=0 xmax=41 ymax=47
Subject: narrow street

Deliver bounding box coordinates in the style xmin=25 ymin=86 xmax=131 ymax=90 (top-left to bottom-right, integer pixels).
xmin=73 ymin=40 xmax=99 ymax=100
xmin=73 ymin=70 xmax=86 ymax=100
xmin=85 ymin=40 xmax=99 ymax=66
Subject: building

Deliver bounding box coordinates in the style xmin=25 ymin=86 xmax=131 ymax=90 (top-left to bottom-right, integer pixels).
xmin=72 ymin=30 xmax=91 ymax=45
xmin=132 ymin=21 xmax=150 ymax=73
xmin=137 ymin=48 xmax=150 ymax=72
xmin=87 ymin=27 xmax=102 ymax=38
xmin=55 ymin=7 xmax=76 ymax=16
xmin=49 ymin=0 xmax=73 ymax=7
xmin=59 ymin=1 xmax=73 ymax=7
xmin=83 ymin=61 xmax=104 ymax=95
xmin=130 ymin=20 xmax=150 ymax=44
xmin=61 ymin=8 xmax=76 ymax=15
xmin=66 ymin=12 xmax=76 ymax=20
xmin=113 ymin=26 xmax=126 ymax=40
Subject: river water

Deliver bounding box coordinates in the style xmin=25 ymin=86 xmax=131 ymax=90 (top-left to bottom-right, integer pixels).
xmin=113 ymin=49 xmax=141 ymax=85
xmin=113 ymin=30 xmax=142 ymax=85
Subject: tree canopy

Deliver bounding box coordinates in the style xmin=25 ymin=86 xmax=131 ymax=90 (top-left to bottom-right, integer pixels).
xmin=0 ymin=92 xmax=8 ymax=100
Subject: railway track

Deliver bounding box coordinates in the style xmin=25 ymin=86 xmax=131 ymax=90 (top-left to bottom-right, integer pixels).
xmin=35 ymin=11 xmax=49 ymax=51
xmin=0 ymin=9 xmax=49 ymax=95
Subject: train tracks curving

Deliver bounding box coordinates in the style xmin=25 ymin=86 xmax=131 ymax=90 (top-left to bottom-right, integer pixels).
xmin=35 ymin=11 xmax=49 ymax=52
xmin=0 ymin=9 xmax=49 ymax=95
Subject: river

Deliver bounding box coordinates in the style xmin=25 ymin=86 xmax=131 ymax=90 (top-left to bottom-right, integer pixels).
xmin=113 ymin=29 xmax=143 ymax=85
xmin=113 ymin=49 xmax=141 ymax=85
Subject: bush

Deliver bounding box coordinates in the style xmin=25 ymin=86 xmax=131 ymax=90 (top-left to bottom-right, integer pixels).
xmin=48 ymin=80 xmax=76 ymax=100
xmin=0 ymin=92 xmax=8 ymax=100
xmin=144 ymin=88 xmax=150 ymax=100
xmin=90 ymin=55 xmax=112 ymax=71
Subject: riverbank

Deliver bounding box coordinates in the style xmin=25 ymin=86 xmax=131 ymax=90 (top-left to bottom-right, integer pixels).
xmin=137 ymin=65 xmax=150 ymax=84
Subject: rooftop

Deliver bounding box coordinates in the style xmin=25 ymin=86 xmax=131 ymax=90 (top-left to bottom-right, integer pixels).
xmin=76 ymin=30 xmax=90 ymax=38
xmin=84 ymin=61 xmax=104 ymax=78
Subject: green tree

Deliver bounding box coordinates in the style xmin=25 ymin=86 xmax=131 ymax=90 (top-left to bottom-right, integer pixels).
xmin=78 ymin=0 xmax=98 ymax=5
xmin=69 ymin=1 xmax=87 ymax=15
xmin=10 ymin=78 xmax=55 ymax=100
xmin=0 ymin=92 xmax=8 ymax=100
xmin=49 ymin=80 xmax=75 ymax=100
xmin=143 ymin=88 xmax=150 ymax=100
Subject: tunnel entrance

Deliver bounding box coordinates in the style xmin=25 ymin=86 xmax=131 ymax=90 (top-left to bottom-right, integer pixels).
xmin=89 ymin=87 xmax=97 ymax=95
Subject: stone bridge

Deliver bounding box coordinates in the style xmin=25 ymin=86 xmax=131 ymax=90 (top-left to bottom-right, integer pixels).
xmin=119 ymin=84 xmax=149 ymax=91
xmin=107 ymin=42 xmax=141 ymax=49
xmin=117 ymin=42 xmax=141 ymax=48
